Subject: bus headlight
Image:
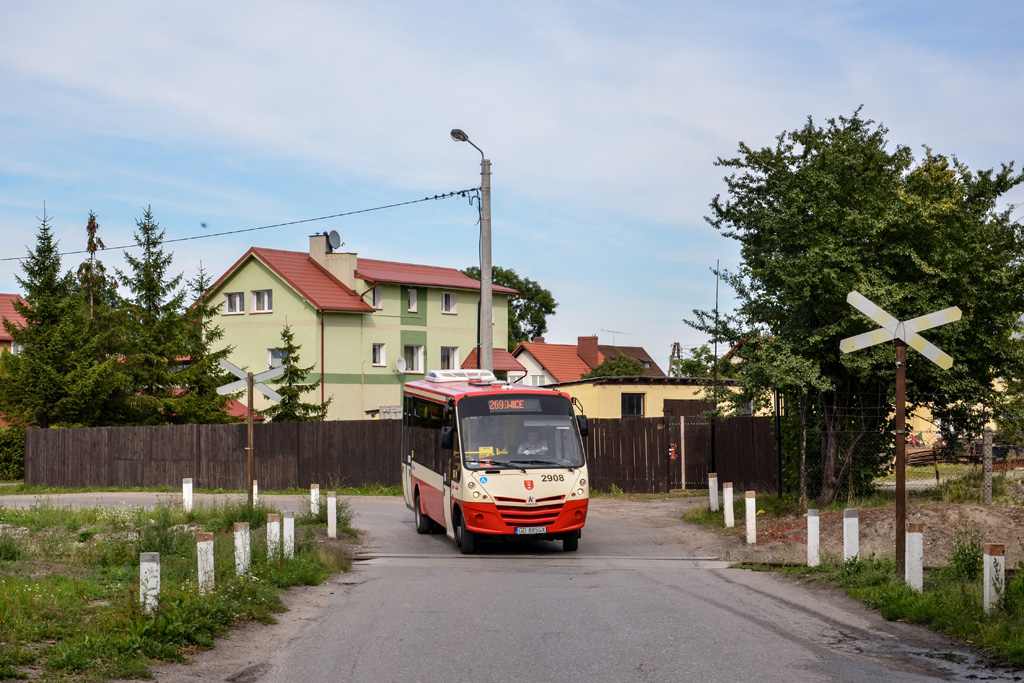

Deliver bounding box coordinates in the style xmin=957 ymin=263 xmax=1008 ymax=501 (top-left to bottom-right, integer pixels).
xmin=577 ymin=488 xmax=584 ymax=496
xmin=473 ymin=491 xmax=481 ymax=498
xmin=579 ymin=479 xmax=586 ymax=486
xmin=467 ymin=481 xmax=475 ymax=489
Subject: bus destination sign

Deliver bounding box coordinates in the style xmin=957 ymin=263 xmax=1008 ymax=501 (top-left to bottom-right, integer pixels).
xmin=487 ymin=397 xmax=542 ymax=413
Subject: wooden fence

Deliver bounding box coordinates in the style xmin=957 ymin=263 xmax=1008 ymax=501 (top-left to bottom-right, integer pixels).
xmin=26 ymin=415 xmax=779 ymax=493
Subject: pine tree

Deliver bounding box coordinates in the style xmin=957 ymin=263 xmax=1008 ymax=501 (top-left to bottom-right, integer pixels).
xmin=260 ymin=324 xmax=331 ymax=422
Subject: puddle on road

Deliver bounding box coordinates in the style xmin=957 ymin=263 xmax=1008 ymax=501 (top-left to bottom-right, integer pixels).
xmin=846 ymin=638 xmax=1023 ymax=681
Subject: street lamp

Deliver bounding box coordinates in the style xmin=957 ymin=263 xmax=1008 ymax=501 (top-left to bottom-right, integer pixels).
xmin=451 ymin=128 xmax=493 ymax=372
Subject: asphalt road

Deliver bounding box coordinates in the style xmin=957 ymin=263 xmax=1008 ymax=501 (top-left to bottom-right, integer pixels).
xmin=5 ymin=491 xmax=1020 ymax=682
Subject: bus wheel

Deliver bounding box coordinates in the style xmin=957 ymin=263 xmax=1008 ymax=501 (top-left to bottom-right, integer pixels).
xmin=562 ymin=531 xmax=579 ymax=552
xmin=459 ymin=513 xmax=477 ymax=555
xmin=414 ymin=492 xmax=432 ymax=534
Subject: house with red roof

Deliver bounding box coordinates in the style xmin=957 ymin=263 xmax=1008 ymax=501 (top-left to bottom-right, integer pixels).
xmin=206 ymin=234 xmax=525 ymax=420
xmin=510 ymin=335 xmax=664 ymax=386
xmin=0 ymin=293 xmax=27 ymax=356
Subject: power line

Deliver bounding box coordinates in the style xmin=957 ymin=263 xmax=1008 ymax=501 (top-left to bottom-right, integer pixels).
xmin=0 ymin=188 xmax=480 ymax=263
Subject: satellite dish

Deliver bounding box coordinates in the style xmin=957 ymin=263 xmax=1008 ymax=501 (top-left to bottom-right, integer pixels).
xmin=396 ymin=356 xmax=407 ymax=373
xmin=328 ymin=230 xmax=342 ymax=252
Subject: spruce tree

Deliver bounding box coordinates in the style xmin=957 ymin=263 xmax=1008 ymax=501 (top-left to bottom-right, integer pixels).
xmin=0 ymin=211 xmax=124 ymax=427
xmin=260 ymin=324 xmax=331 ymax=422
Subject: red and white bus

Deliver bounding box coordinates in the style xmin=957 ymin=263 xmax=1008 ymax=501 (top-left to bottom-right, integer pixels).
xmin=401 ymin=369 xmax=589 ymax=554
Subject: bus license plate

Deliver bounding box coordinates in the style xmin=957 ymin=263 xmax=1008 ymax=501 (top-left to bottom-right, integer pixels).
xmin=515 ymin=526 xmax=547 ymax=535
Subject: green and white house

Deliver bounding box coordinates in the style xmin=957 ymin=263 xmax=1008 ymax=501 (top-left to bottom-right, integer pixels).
xmin=206 ymin=234 xmax=523 ymax=420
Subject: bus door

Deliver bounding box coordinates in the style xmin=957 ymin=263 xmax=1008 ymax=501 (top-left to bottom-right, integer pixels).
xmin=400 ymin=399 xmax=414 ymax=510
xmin=441 ymin=401 xmax=456 ymax=539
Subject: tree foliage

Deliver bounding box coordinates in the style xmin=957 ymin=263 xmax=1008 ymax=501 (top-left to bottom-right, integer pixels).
xmin=581 ymin=355 xmax=646 ymax=379
xmin=462 ymin=266 xmax=558 ymax=350
xmin=690 ymin=109 xmax=1024 ymax=506
xmin=260 ymin=324 xmax=331 ymax=422
xmin=669 ymin=343 xmax=741 ymax=380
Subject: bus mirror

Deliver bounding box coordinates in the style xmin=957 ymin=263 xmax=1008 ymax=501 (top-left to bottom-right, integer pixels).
xmin=440 ymin=425 xmax=454 ymax=449
xmin=576 ymin=414 xmax=589 ymax=437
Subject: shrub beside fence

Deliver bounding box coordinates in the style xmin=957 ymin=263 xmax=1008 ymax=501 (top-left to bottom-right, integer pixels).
xmin=25 ymin=415 xmax=781 ymax=493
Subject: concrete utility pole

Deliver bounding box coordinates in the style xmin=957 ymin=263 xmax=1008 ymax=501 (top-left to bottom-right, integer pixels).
xmin=451 ymin=128 xmax=493 ymax=372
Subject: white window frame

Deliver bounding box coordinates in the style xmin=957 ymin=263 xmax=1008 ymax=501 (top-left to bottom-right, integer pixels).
xmin=403 ymin=344 xmax=424 ymax=374
xmin=10 ymin=342 xmax=23 ymax=356
xmin=372 ymin=343 xmax=386 ymax=367
xmin=441 ymin=291 xmax=457 ymax=314
xmin=268 ymin=348 xmax=287 ymax=369
xmin=408 ymin=288 xmax=418 ymax=313
xmin=440 ymin=346 xmax=459 ymax=370
xmin=252 ymin=289 xmax=273 ymax=313
xmin=224 ymin=291 xmax=244 ymax=315
xmin=372 ymin=287 xmax=384 ymax=310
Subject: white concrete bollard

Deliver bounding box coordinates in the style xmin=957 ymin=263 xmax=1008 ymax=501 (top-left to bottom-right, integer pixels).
xmin=723 ymin=483 xmax=734 ymax=528
xmin=197 ymin=532 xmax=215 ymax=594
xmin=984 ymin=543 xmax=1006 ymax=614
xmin=310 ymin=484 xmax=320 ymax=516
xmin=843 ymin=509 xmax=859 ymax=561
xmin=905 ymin=523 xmax=924 ymax=592
xmin=328 ymin=491 xmax=337 ymax=539
xmin=267 ymin=513 xmax=281 ymax=561
xmin=253 ymin=479 xmax=259 ymax=504
xmin=283 ymin=510 xmax=295 ymax=560
xmin=745 ymin=491 xmax=757 ymax=545
xmin=140 ymin=552 xmax=160 ymax=612
xmin=807 ymin=510 xmax=820 ymax=567
xmin=234 ymin=522 xmax=250 ymax=576
xmin=182 ymin=478 xmax=193 ymax=513
xmin=708 ymin=473 xmax=719 ymax=512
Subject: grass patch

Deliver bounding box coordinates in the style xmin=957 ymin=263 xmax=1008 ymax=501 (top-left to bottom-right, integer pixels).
xmin=0 ymin=497 xmax=357 ymax=681
xmin=763 ymin=536 xmax=1024 ymax=666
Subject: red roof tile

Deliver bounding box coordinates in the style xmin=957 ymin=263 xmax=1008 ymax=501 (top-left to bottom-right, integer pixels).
xmin=461 ymin=347 xmax=526 ymax=373
xmin=513 ymin=341 xmax=594 ymax=383
xmin=208 ymin=248 xmax=374 ymax=312
xmin=0 ymin=293 xmax=27 ymax=343
xmin=356 ymin=259 xmax=518 ymax=295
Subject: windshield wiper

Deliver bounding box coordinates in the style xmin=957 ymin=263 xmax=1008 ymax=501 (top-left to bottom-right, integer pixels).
xmin=483 ymin=459 xmax=527 ymax=472
xmin=508 ymin=459 xmax=561 ymax=468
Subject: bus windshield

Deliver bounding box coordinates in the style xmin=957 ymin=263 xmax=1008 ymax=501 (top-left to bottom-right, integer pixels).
xmin=456 ymin=393 xmax=585 ymax=470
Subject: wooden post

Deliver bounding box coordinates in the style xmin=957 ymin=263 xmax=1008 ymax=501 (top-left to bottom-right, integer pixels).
xmin=723 ymin=483 xmax=734 ymax=528
xmin=139 ymin=552 xmax=160 ymax=612
xmin=247 ymin=372 xmax=255 ymax=507
xmin=985 ymin=543 xmax=1006 ymax=614
xmin=234 ymin=522 xmax=250 ymax=576
xmin=196 ymin=532 xmax=215 ymax=594
xmin=807 ymin=510 xmax=820 ymax=567
xmin=906 ymin=523 xmax=923 ymax=592
xmin=328 ymin=491 xmax=337 ymax=539
xmin=843 ymin=509 xmax=859 ymax=562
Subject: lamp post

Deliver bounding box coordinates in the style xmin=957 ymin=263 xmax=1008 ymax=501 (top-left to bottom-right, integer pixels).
xmin=451 ymin=128 xmax=493 ymax=372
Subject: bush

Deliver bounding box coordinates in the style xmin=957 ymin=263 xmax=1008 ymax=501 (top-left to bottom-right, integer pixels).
xmin=0 ymin=425 xmax=25 ymax=480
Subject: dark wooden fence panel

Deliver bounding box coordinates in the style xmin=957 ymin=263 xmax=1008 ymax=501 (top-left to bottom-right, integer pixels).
xmin=25 ymin=415 xmax=775 ymax=493
xmin=681 ymin=416 xmax=777 ymax=493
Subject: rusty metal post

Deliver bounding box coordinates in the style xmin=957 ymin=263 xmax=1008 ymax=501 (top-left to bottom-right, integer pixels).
xmin=895 ymin=340 xmax=907 ymax=574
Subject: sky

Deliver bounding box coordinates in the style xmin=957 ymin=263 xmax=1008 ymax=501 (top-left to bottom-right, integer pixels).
xmin=1 ymin=1 xmax=1023 ymax=370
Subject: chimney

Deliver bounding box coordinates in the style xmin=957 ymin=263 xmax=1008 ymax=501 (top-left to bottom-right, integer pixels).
xmin=532 ymin=336 xmax=545 ymax=344
xmin=309 ymin=234 xmax=357 ymax=290
xmin=578 ymin=335 xmax=600 ymax=368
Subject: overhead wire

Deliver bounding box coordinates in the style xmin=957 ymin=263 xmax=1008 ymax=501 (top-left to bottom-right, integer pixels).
xmin=0 ymin=188 xmax=480 ymax=263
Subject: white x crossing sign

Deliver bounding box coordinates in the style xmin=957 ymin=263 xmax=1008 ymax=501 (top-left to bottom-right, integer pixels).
xmin=217 ymin=358 xmax=284 ymax=402
xmin=839 ymin=291 xmax=961 ymax=369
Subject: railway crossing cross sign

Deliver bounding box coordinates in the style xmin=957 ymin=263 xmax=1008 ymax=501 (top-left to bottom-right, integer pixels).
xmin=217 ymin=359 xmax=285 ymax=505
xmin=840 ymin=291 xmax=961 ymax=573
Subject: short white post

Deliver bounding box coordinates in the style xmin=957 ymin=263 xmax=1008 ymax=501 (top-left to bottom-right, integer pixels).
xmin=234 ymin=522 xmax=250 ymax=576
xmin=984 ymin=543 xmax=1006 ymax=614
xmin=723 ymin=483 xmax=734 ymax=528
xmin=327 ymin=491 xmax=337 ymax=539
xmin=253 ymin=479 xmax=259 ymax=504
xmin=283 ymin=510 xmax=295 ymax=560
xmin=267 ymin=513 xmax=280 ymax=561
xmin=140 ymin=552 xmax=160 ymax=612
xmin=905 ymin=522 xmax=924 ymax=592
xmin=182 ymin=478 xmax=193 ymax=513
xmin=745 ymin=491 xmax=756 ymax=545
xmin=843 ymin=509 xmax=859 ymax=561
xmin=807 ymin=509 xmax=820 ymax=567
xmin=196 ymin=532 xmax=215 ymax=594
xmin=310 ymin=484 xmax=320 ymax=516
xmin=708 ymin=473 xmax=719 ymax=512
